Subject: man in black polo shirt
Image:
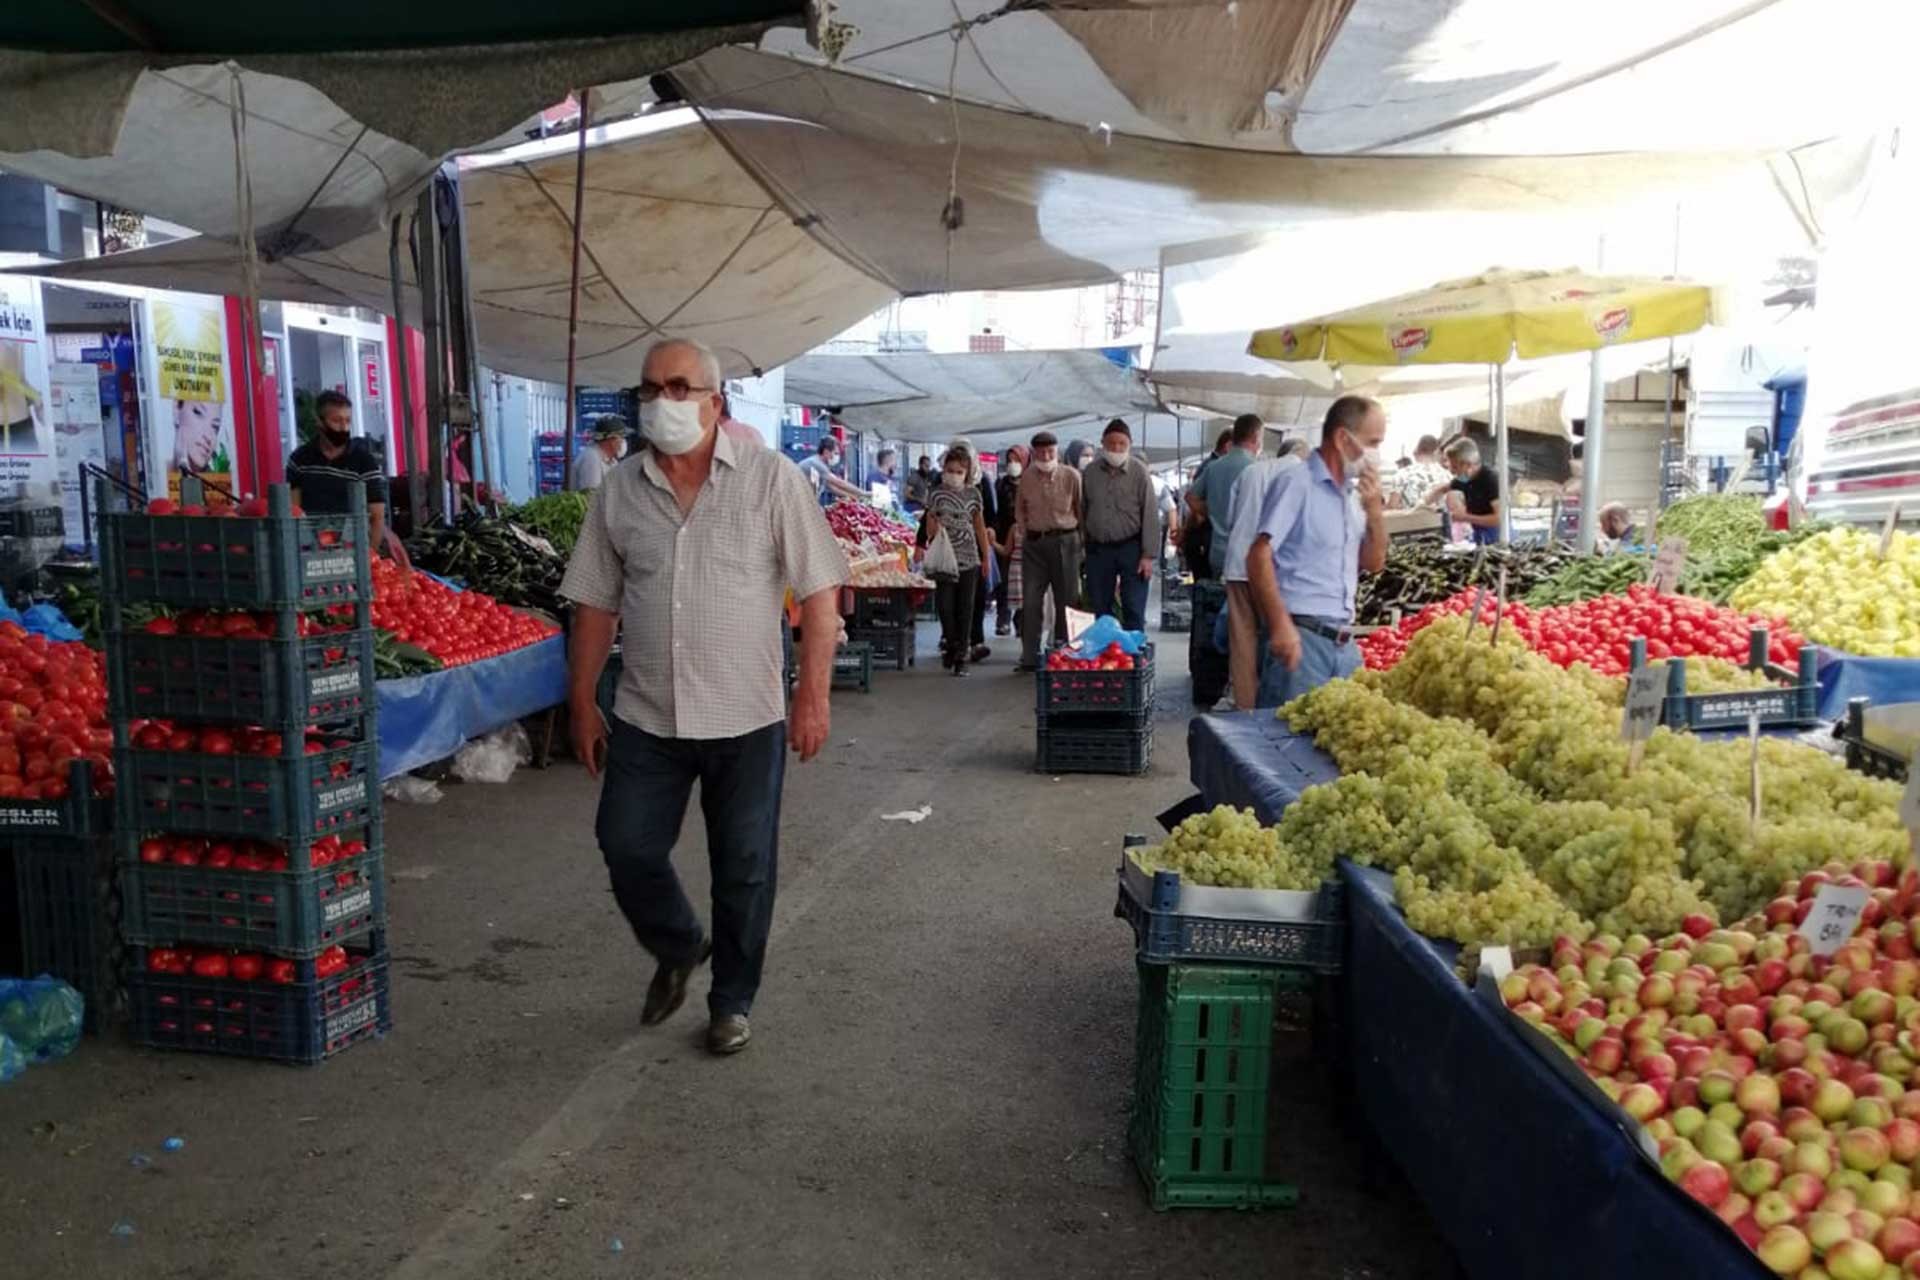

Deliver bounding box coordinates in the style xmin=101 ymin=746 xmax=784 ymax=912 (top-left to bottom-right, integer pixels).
xmin=1435 ymin=436 xmax=1501 ymax=546
xmin=288 ymin=389 xmax=388 ymax=552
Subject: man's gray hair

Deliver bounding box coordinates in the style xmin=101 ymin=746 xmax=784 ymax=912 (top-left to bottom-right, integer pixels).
xmin=646 ymin=337 xmax=723 ymax=389
xmin=1444 ymin=437 xmax=1481 ymax=466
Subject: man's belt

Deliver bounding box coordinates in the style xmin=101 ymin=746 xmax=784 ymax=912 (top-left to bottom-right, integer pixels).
xmin=1291 ymin=615 xmax=1355 ymax=647
xmin=1027 ymin=526 xmax=1079 ymax=538
xmin=1084 ymin=532 xmax=1141 ymax=549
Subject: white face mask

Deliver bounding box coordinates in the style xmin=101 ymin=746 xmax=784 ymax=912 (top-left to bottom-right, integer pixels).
xmin=1035 ymin=457 xmax=1058 ymax=475
xmin=1006 ymin=461 xmax=1023 ymax=478
xmin=640 ymin=397 xmax=707 ymax=455
xmin=942 ymin=471 xmax=966 ymax=489
xmin=1103 ymin=447 xmax=1128 ymax=468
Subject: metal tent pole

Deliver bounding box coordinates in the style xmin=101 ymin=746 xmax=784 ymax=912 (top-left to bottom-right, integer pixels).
xmin=1495 ymin=361 xmax=1511 ymax=545
xmin=416 ymin=185 xmax=447 ymax=524
xmin=388 ymin=212 xmax=422 ymax=531
xmin=562 ymin=88 xmax=592 ymax=490
xmin=1578 ymin=234 xmax=1608 ymax=553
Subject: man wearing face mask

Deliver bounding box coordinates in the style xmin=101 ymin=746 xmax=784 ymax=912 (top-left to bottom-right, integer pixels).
xmin=1080 ymin=419 xmax=1158 ymax=631
xmin=991 ymin=443 xmax=1027 ymax=636
xmin=561 ymin=338 xmax=850 ymax=1057
xmin=287 ymin=389 xmax=387 ymax=555
xmin=1245 ymin=395 xmax=1388 ymax=708
xmin=1014 ymin=430 xmax=1084 ymax=672
xmin=570 ymin=416 xmax=629 ymax=492
xmin=904 ymin=453 xmax=936 ymax=513
xmin=798 ymin=436 xmax=867 ymax=508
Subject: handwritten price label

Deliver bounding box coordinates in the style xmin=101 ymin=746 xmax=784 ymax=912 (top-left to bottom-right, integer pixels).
xmin=1621 ymin=664 xmax=1664 ymax=744
xmin=1798 ymin=883 xmax=1871 ymax=957
xmin=1479 ymin=946 xmax=1514 ymax=981
xmin=1490 ymin=564 xmax=1510 ymax=645
xmin=1465 ymin=586 xmax=1487 ymax=634
xmin=1646 ymin=536 xmax=1689 ymax=594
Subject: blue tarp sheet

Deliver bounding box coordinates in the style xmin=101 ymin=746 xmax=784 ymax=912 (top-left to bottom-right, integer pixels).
xmin=1187 ymin=721 xmax=1768 ymax=1279
xmin=376 ymin=635 xmax=567 ymax=779
xmin=1816 ymin=648 xmax=1920 ymax=719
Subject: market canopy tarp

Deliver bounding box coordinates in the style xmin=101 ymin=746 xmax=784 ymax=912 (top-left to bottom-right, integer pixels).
xmin=752 ymin=0 xmax=1912 ymax=157
xmin=675 ymin=45 xmax=1866 ymax=295
xmin=22 ymin=109 xmax=892 ymax=385
xmin=0 ymin=8 xmax=796 ymax=249
xmin=783 ymin=348 xmax=1158 ymax=440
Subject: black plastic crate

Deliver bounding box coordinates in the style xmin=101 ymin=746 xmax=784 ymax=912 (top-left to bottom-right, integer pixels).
xmin=1159 ymin=605 xmax=1190 ymax=635
xmin=98 ymin=482 xmax=370 ymax=608
xmin=109 ymin=628 xmax=376 ymax=729
xmin=832 ymin=642 xmax=874 ymax=693
xmin=1036 ymin=643 xmax=1155 ymax=719
xmin=129 ymin=938 xmax=391 ymax=1064
xmin=13 ymin=837 xmax=120 ymax=1031
xmin=1841 ymin=698 xmax=1911 ymax=783
xmin=115 ymin=727 xmax=377 ymax=840
xmin=849 ymin=624 xmax=914 ymax=671
xmin=0 ymin=758 xmax=110 ymax=836
xmin=1035 ymin=720 xmax=1152 ymax=775
xmin=850 ymin=590 xmax=915 ymax=631
xmin=0 ymin=505 xmax=64 ymax=539
xmin=120 ymin=840 xmax=384 ymax=958
xmin=1115 ymin=841 xmax=1344 ymax=973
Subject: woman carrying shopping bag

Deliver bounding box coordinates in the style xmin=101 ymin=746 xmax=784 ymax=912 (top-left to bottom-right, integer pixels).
xmin=919 ymin=444 xmax=992 ymax=676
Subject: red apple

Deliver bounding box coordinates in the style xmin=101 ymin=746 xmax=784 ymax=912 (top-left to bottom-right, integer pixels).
xmin=1881 ymin=1217 xmax=1920 ymax=1265
xmin=1826 ymin=1238 xmax=1887 ymax=1280
xmin=1840 ymin=1126 xmax=1892 ymax=1173
xmin=1757 ymin=1223 xmax=1813 ymax=1274
xmin=1678 ymin=1159 xmax=1731 ymax=1208
xmin=1781 ymin=1170 xmax=1826 ymax=1212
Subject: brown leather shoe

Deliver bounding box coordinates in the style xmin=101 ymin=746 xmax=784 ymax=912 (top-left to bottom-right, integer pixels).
xmin=706 ymin=1013 xmax=751 ymax=1055
xmin=640 ymin=938 xmax=711 ymax=1026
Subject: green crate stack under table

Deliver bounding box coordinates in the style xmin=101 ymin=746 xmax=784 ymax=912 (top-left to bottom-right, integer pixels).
xmin=99 ymin=480 xmax=392 ymax=1063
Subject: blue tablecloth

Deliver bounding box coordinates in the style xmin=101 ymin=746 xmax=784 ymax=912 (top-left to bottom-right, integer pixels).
xmin=1187 ymin=721 xmax=1766 ymax=1279
xmin=376 ymin=635 xmax=568 ymax=779
xmin=1186 ymin=711 xmax=1340 ymax=824
xmin=1817 ymin=647 xmax=1920 ymax=719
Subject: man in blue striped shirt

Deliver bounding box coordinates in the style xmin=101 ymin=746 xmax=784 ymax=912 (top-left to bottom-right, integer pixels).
xmin=1245 ymin=396 xmax=1388 ymax=708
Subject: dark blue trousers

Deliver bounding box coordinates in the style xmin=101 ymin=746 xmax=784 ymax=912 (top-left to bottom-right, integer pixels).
xmin=1084 ymin=535 xmax=1149 ymax=631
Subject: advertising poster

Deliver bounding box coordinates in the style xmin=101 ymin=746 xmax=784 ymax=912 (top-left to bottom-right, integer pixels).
xmin=0 ymin=274 xmax=57 ymax=504
xmin=149 ymin=296 xmax=235 ymax=506
xmin=50 ymin=362 xmax=106 ymax=549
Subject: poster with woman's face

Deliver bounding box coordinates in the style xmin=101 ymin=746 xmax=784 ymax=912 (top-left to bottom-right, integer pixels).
xmin=149 ymin=297 xmax=234 ymax=505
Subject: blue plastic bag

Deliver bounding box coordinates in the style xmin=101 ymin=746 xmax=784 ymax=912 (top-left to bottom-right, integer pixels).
xmin=1067 ymin=614 xmax=1146 ymax=659
xmin=0 ymin=976 xmax=85 ymax=1063
xmin=20 ymin=603 xmax=83 ymax=643
xmin=0 ymin=1031 xmax=24 ymax=1084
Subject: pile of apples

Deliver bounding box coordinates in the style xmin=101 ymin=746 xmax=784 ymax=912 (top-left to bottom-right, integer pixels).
xmin=1499 ymin=859 xmax=1920 ymax=1278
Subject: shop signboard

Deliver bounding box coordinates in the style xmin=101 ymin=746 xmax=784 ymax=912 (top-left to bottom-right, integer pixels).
xmin=0 ymin=273 xmax=58 ymax=506
xmin=147 ymin=296 xmax=237 ymax=506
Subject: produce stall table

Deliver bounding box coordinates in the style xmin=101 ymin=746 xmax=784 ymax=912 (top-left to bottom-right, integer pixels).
xmin=1815 ymin=647 xmax=1920 ymax=720
xmin=376 ymin=634 xmax=567 ymax=779
xmin=1185 ymin=718 xmax=1766 ymax=1279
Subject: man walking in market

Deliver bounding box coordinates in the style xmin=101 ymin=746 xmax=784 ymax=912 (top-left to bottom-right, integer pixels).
xmin=1014 ymin=429 xmax=1084 ymax=672
xmin=562 ymin=337 xmax=849 ymax=1056
xmin=1245 ymin=395 xmax=1388 ymax=708
xmin=569 ymin=415 xmax=628 ymax=492
xmin=1080 ymin=418 xmax=1157 ymax=631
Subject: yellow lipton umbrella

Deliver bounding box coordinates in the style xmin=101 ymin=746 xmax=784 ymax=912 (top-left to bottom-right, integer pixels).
xmin=1247 ymin=268 xmax=1715 ymax=544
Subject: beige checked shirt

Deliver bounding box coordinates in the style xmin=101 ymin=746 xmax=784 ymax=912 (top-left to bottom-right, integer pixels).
xmin=560 ymin=431 xmax=849 ymax=740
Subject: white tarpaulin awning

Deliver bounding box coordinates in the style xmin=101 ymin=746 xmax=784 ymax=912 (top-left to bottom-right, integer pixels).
xmin=783 ymin=348 xmax=1158 ymax=440
xmin=754 ymin=0 xmax=1914 ymax=157
xmin=675 ymin=45 xmax=1867 ymax=295
xmin=21 ymin=109 xmax=893 ymax=385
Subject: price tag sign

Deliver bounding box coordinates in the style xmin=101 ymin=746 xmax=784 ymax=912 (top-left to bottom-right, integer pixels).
xmin=1880 ymin=503 xmax=1903 ymax=560
xmin=1747 ymin=712 xmax=1762 ymax=833
xmin=1065 ymin=607 xmax=1096 ymax=645
xmin=1464 ymin=586 xmax=1487 ymax=634
xmin=1646 ymin=536 xmax=1688 ymax=594
xmin=1479 ymin=945 xmax=1514 ymax=981
xmin=1490 ymin=564 xmax=1510 ymax=645
xmin=1621 ymin=663 xmax=1664 ymax=744
xmin=1799 ymin=882 xmax=1871 ymax=957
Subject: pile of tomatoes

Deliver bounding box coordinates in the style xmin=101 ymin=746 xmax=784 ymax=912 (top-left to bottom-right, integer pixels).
xmin=0 ymin=622 xmax=113 ymax=801
xmin=128 ymin=720 xmax=353 ymax=759
xmin=1044 ymin=642 xmax=1139 ymax=672
xmin=145 ymin=943 xmax=351 ymax=984
xmin=135 ymin=831 xmax=367 ymax=872
xmin=368 ymin=559 xmax=557 ymax=668
xmin=141 ymin=609 xmax=341 ymax=642
xmin=1357 ymin=585 xmax=1804 ymax=676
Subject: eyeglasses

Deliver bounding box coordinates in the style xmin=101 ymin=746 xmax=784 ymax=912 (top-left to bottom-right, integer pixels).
xmin=636 ymin=378 xmax=715 ymax=403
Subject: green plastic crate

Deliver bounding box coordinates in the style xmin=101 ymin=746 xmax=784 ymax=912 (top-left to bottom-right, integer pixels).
xmin=1129 ymin=961 xmax=1307 ymax=1211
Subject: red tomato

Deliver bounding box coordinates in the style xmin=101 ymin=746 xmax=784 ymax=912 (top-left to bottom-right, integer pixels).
xmin=190 ymin=953 xmax=230 ymax=979
xmin=228 ymin=954 xmax=265 ymax=982
xmin=139 ymin=837 xmax=168 ymax=864
xmin=266 ymin=959 xmax=297 ymax=984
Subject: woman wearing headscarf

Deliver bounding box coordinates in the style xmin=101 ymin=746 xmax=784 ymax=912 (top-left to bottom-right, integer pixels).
xmin=992 ymin=443 xmax=1027 ymax=636
xmin=949 ymin=437 xmax=995 ymax=663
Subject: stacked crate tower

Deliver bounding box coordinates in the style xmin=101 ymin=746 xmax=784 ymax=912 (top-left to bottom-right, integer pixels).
xmin=1033 ymin=642 xmax=1154 ymax=775
xmin=101 ymin=480 xmax=391 ymax=1063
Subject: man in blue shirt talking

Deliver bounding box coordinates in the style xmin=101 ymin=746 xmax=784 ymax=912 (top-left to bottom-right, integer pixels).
xmin=1245 ymin=395 xmax=1388 ymax=708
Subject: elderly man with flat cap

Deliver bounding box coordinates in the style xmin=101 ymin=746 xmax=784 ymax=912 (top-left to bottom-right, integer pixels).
xmin=1013 ymin=429 xmax=1084 ymax=672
